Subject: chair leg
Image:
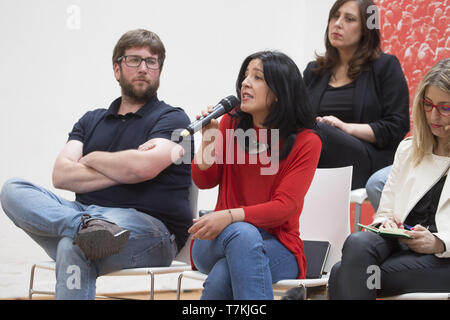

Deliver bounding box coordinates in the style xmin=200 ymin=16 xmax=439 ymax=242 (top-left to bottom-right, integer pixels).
xmin=176 ymin=273 xmax=183 ymax=300
xmin=148 ymin=271 xmax=155 ymax=300
xmin=354 ymin=203 xmax=362 ymax=232
xmin=301 ymin=284 xmax=307 ymax=300
xmin=29 ymin=264 xmax=37 ymax=300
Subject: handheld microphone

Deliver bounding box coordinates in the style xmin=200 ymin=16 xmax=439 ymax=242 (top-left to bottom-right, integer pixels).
xmin=181 ymin=95 xmax=240 ymax=137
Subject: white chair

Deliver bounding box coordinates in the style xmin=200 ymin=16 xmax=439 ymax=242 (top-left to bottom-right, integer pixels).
xmin=177 ymin=166 xmax=353 ymax=300
xmin=28 ymin=183 xmax=198 ymax=300
xmin=382 ymin=292 xmax=450 ymax=300
xmin=350 ymin=188 xmax=368 ymax=232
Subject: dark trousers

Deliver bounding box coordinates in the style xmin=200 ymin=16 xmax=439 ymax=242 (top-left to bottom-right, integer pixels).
xmin=328 ymin=231 xmax=450 ymax=299
xmin=316 ymin=122 xmax=374 ymax=189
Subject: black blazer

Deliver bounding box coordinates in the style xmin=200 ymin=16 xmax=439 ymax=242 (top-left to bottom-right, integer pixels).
xmin=303 ymin=53 xmax=410 ymax=168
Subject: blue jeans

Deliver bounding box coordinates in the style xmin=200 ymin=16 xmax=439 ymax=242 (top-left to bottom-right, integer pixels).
xmin=365 ymin=165 xmax=392 ymax=211
xmin=192 ymin=222 xmax=299 ymax=300
xmin=0 ymin=178 xmax=177 ymax=299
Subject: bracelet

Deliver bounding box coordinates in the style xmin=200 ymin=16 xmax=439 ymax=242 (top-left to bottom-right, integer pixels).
xmin=227 ymin=209 xmax=234 ymax=223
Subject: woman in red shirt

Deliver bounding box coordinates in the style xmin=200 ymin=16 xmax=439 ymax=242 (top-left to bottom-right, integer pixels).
xmin=189 ymin=51 xmax=322 ymax=299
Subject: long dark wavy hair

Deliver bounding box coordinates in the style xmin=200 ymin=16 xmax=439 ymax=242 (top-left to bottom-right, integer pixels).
xmin=233 ymin=51 xmax=317 ymax=160
xmin=315 ymin=0 xmax=381 ymax=79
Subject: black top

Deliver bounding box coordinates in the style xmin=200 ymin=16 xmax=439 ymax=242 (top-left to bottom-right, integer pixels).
xmin=404 ymin=174 xmax=447 ymax=233
xmin=68 ymin=95 xmax=194 ymax=251
xmin=319 ymin=82 xmax=355 ymax=123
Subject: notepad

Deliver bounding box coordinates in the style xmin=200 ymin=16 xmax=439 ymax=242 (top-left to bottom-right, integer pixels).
xmin=357 ymin=223 xmax=412 ymax=239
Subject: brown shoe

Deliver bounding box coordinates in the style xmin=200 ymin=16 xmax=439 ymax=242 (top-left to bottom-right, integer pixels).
xmin=73 ymin=214 xmax=130 ymax=260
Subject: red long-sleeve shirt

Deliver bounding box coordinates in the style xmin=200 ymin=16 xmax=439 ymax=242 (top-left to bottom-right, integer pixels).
xmin=191 ymin=114 xmax=321 ymax=279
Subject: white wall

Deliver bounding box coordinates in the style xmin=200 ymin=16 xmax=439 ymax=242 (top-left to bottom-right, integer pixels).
xmin=0 ymin=0 xmax=334 ymax=297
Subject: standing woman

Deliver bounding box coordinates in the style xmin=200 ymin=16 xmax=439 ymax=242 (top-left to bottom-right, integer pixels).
xmin=188 ymin=51 xmax=321 ymax=299
xmin=328 ymin=58 xmax=450 ymax=299
xmin=303 ymin=0 xmax=410 ymax=189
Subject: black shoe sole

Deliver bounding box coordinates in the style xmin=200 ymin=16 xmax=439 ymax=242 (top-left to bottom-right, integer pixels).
xmin=74 ymin=229 xmax=130 ymax=261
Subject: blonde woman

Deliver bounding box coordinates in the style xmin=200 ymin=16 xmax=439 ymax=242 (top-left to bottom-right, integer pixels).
xmin=328 ymin=58 xmax=450 ymax=299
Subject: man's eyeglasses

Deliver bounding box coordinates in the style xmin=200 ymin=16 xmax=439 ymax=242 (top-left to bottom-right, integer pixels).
xmin=118 ymin=55 xmax=159 ymax=70
xmin=422 ymin=98 xmax=450 ymax=117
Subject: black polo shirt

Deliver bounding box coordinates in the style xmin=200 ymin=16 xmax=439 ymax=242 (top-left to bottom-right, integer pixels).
xmin=68 ymin=94 xmax=194 ymax=251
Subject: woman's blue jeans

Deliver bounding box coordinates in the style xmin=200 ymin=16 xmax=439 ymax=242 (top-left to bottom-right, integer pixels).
xmin=365 ymin=165 xmax=392 ymax=211
xmin=192 ymin=222 xmax=299 ymax=300
xmin=0 ymin=178 xmax=177 ymax=299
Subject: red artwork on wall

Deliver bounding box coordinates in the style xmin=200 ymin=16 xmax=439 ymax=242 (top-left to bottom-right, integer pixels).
xmin=378 ymin=0 xmax=449 ymax=118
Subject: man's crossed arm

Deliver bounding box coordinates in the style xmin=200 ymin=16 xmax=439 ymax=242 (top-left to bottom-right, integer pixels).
xmin=52 ymin=138 xmax=184 ymax=193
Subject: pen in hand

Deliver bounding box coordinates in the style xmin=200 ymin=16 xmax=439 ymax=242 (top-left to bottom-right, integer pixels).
xmin=402 ymin=223 xmax=429 ymax=231
xmin=402 ymin=223 xmax=413 ymax=230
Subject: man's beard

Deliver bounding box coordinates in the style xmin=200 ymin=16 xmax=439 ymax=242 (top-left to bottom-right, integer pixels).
xmin=119 ymin=74 xmax=159 ymax=103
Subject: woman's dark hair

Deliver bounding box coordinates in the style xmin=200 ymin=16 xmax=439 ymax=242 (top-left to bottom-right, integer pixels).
xmin=233 ymin=51 xmax=317 ymax=160
xmin=315 ymin=0 xmax=381 ymax=79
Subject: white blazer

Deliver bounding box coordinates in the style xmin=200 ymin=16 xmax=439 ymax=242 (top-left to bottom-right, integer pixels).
xmin=374 ymin=138 xmax=450 ymax=258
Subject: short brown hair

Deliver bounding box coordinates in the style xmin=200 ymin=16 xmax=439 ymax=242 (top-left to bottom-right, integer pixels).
xmin=315 ymin=0 xmax=381 ymax=80
xmin=112 ymin=29 xmax=166 ymax=70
